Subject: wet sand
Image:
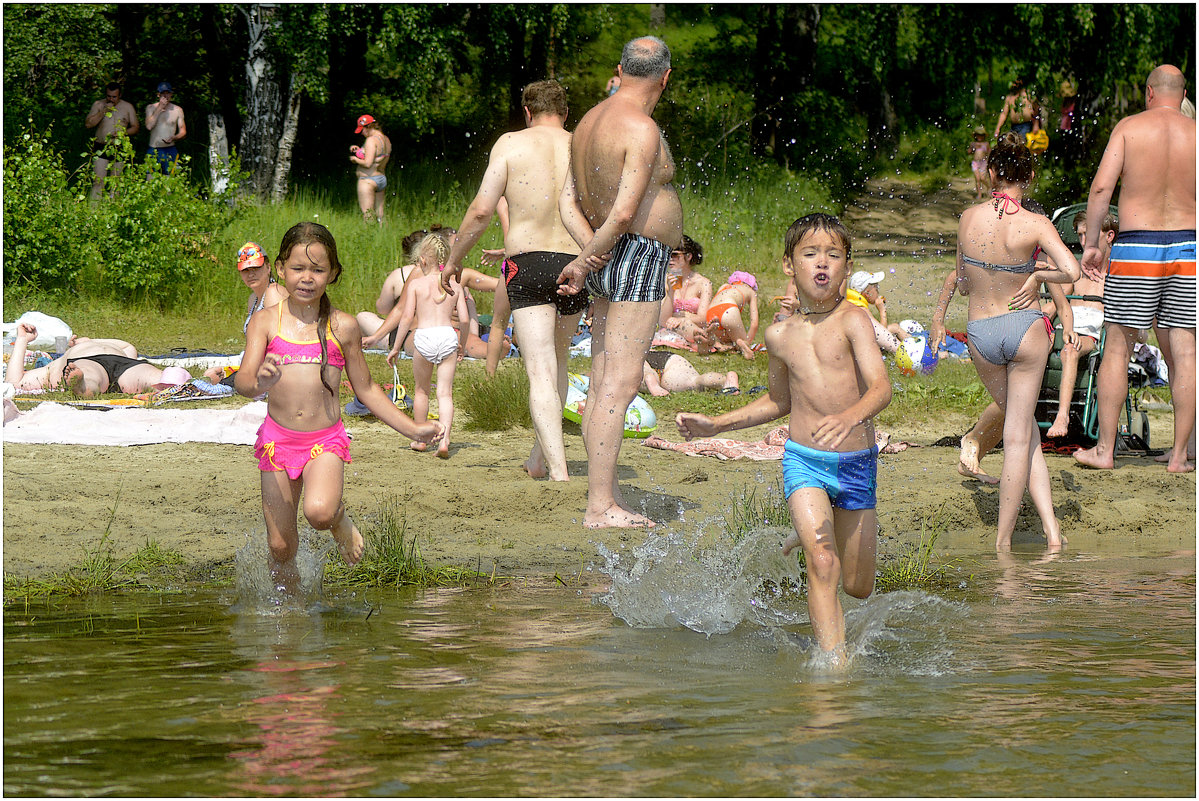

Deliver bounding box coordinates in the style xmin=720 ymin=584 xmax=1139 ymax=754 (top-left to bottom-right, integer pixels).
xmin=3 ymin=405 xmax=1193 ymax=580
xmin=4 ymin=175 xmax=1193 ymax=580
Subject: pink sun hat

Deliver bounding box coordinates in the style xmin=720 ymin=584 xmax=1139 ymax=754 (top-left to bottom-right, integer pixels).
xmin=154 ymin=366 xmax=191 ymax=388
xmin=727 ymin=270 xmax=757 ymax=290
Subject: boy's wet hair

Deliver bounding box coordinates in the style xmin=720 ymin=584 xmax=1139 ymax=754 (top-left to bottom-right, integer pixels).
xmin=783 ymin=213 xmax=852 ymax=261
xmin=988 ymin=132 xmax=1034 ymax=185
xmin=522 ymin=80 xmax=568 ymax=118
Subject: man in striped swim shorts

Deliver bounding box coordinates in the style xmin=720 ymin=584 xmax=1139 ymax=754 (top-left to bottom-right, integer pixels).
xmin=557 ymin=36 xmax=683 ymax=528
xmin=1076 ymin=64 xmax=1195 ymax=473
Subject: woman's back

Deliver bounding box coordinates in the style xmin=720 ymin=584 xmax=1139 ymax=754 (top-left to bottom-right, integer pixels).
xmin=958 ymin=199 xmax=1046 ymax=318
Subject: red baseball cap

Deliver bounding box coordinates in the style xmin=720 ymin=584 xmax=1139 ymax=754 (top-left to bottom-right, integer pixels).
xmin=355 ymin=114 xmax=376 ymax=134
xmin=237 ymin=242 xmax=266 ymax=270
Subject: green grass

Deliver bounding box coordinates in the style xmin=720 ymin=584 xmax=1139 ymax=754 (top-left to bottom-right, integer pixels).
xmin=876 ymin=506 xmax=972 ymax=592
xmin=458 ymin=360 xmax=534 ymax=430
xmin=3 ymin=536 xmax=191 ymax=601
xmin=323 ymin=495 xmax=497 ymax=588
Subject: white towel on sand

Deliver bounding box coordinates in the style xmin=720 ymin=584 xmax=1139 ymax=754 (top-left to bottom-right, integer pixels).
xmin=2 ymin=401 xmax=267 ymax=446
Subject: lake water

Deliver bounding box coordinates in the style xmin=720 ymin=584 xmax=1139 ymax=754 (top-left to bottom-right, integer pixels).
xmin=4 ymin=529 xmax=1194 ymax=797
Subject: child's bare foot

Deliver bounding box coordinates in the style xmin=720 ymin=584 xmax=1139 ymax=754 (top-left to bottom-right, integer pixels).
xmin=1046 ymin=414 xmax=1070 ymax=439
xmin=583 ymin=505 xmax=655 ymax=529
xmin=410 ymin=441 xmax=428 ymax=452
xmin=736 ymin=340 xmax=755 ymax=360
xmin=1073 ymin=445 xmax=1114 ymax=469
xmin=781 ymin=532 xmax=801 ymax=557
xmin=331 ymin=513 xmax=365 ymax=565
xmin=958 ymin=436 xmax=999 ymax=484
xmin=437 ymin=442 xmax=450 ymax=459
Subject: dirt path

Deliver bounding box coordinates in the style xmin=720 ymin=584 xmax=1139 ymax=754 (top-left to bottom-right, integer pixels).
xmin=4 ymin=176 xmax=1193 ymax=582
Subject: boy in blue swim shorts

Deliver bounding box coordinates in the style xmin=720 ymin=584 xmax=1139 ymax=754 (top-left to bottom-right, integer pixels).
xmin=677 ymin=214 xmax=892 ymax=665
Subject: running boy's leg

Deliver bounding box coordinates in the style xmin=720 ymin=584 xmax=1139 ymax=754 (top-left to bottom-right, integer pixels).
xmin=301 ymin=453 xmax=363 ymax=565
xmin=784 ymin=488 xmax=850 ymax=658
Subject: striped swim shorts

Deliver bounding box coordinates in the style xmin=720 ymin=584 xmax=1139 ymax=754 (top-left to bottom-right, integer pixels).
xmin=1104 ymin=230 xmax=1196 ymax=329
xmin=585 ymin=233 xmax=671 ymax=303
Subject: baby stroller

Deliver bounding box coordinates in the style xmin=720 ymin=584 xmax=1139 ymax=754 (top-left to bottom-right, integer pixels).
xmin=1034 ymin=293 xmax=1152 ymax=451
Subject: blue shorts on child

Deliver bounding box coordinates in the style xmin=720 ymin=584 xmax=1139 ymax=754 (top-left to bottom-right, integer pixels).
xmin=782 ymin=439 xmax=878 ymax=510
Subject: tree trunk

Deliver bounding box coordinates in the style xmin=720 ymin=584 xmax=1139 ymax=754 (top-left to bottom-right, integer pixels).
xmin=650 ymin=3 xmax=665 ymax=29
xmin=270 ymin=75 xmax=302 ymax=204
xmin=208 ymin=112 xmax=231 ymax=196
xmin=751 ymin=5 xmax=819 ymax=163
xmin=239 ymin=3 xmax=284 ymax=201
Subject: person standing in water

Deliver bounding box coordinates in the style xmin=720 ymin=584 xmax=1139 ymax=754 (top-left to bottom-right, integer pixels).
xmin=236 ymin=222 xmax=441 ymax=592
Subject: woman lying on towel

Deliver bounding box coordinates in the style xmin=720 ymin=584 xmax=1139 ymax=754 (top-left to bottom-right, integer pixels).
xmin=5 ymin=323 xmax=188 ymax=397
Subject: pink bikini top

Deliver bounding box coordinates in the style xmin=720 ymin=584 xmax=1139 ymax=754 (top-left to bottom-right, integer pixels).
xmin=674 ymin=296 xmax=700 ymax=314
xmin=266 ymin=304 xmax=346 ymax=368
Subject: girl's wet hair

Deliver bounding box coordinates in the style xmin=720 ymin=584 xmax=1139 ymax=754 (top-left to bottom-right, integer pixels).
xmin=276 ymin=221 xmax=344 ymax=398
xmin=678 ymin=234 xmax=703 ymax=265
xmin=783 ymin=213 xmax=852 ymax=261
xmin=988 ymin=132 xmax=1034 ymax=186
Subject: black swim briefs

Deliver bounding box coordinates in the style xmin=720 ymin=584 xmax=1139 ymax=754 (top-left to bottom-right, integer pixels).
xmin=503 ymin=251 xmax=590 ymax=316
xmin=65 ymin=354 xmax=150 ymax=389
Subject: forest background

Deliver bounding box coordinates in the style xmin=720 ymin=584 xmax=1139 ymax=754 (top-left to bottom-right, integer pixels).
xmin=3 ymin=3 xmax=1195 ymax=334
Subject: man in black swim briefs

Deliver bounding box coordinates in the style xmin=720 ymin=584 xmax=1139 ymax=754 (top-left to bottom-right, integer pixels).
xmin=61 ymin=354 xmax=188 ymax=397
xmin=442 ymin=79 xmax=586 ymax=482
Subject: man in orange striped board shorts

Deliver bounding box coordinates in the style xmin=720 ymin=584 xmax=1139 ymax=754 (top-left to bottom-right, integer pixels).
xmin=1076 ymin=64 xmax=1195 ymax=473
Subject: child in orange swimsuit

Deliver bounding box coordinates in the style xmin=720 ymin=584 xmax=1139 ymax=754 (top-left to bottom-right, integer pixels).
xmin=237 ymin=221 xmax=442 ymax=593
xmin=700 ymin=270 xmax=760 ymax=360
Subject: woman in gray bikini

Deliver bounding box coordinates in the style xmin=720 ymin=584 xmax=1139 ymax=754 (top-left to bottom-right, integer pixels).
xmin=349 ymin=114 xmax=391 ymax=225
xmin=933 ymin=133 xmax=1079 ymax=552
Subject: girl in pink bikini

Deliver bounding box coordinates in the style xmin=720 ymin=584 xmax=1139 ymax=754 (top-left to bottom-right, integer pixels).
xmin=236 ymin=222 xmax=441 ymax=592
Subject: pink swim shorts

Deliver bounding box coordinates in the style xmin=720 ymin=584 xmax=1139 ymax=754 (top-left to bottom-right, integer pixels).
xmin=255 ymin=416 xmax=352 ymax=479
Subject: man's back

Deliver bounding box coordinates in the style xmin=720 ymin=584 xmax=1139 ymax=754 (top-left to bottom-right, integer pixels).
xmin=498 ymin=125 xmax=577 ymax=255
xmin=570 ymin=96 xmax=681 ymax=245
xmin=1116 ymin=107 xmax=1196 ymax=231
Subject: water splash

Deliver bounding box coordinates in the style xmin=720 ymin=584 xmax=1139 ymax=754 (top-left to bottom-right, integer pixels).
xmin=233 ymin=528 xmax=333 ymax=615
xmin=597 ymin=525 xmax=806 ymax=635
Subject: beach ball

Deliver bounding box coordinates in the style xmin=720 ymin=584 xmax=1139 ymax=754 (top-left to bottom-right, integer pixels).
xmin=897 ymin=337 xmax=939 ymax=376
xmin=625 ymin=402 xmax=657 ymax=433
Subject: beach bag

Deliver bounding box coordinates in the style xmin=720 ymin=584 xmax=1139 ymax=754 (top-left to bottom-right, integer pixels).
xmin=1026 ymin=129 xmax=1049 ymax=154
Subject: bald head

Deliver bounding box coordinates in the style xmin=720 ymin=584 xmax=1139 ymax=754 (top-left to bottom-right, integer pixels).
xmin=1147 ymin=64 xmax=1186 ymax=99
xmin=620 ymin=36 xmax=671 ymax=79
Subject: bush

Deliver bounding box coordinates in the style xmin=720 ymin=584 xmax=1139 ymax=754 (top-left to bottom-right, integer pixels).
xmin=2 ymin=124 xmax=93 ymax=292
xmin=87 ymin=134 xmax=239 ymax=306
xmin=3 ymin=127 xmax=242 ymax=307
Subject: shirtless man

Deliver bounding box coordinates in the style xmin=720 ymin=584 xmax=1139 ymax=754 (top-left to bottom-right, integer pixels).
xmin=442 ymin=79 xmax=583 ymax=482
xmin=85 ymin=82 xmax=140 ymax=200
xmin=5 ymin=324 xmax=185 ymax=397
xmin=145 ymin=81 xmax=186 ymax=175
xmin=993 ymin=78 xmax=1036 ymax=140
xmin=557 ymin=36 xmax=683 ymax=528
xmin=1075 ymin=64 xmax=1195 ymax=473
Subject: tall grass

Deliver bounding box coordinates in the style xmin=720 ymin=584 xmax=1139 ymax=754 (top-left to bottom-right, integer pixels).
xmin=324 ymin=495 xmax=495 ymax=587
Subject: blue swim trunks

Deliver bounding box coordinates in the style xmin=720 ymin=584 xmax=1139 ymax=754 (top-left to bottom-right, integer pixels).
xmin=781 ymin=439 xmax=878 ymax=510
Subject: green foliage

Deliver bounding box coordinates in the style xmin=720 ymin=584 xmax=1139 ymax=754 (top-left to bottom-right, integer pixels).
xmin=324 ymin=496 xmax=495 ymax=587
xmin=878 ymin=361 xmax=992 ymax=430
xmin=3 ymin=125 xmax=92 ymax=292
xmin=3 ymin=536 xmax=189 ymax=601
xmin=724 ymin=478 xmax=795 ymax=545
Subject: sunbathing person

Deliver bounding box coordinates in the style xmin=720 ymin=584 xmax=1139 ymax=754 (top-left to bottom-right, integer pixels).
xmin=641 ymin=351 xmax=738 ymax=396
xmin=6 ymin=323 xmax=188 ymax=396
xmin=657 ymin=234 xmax=712 ymax=343
xmin=699 ymin=270 xmax=760 ymax=359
